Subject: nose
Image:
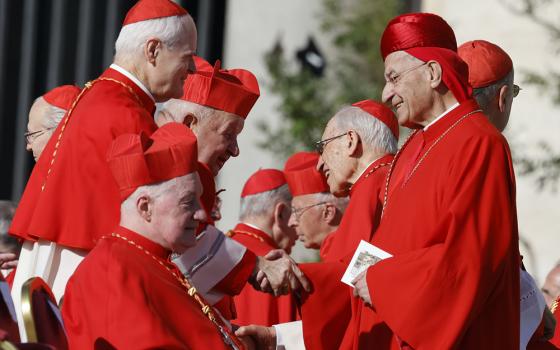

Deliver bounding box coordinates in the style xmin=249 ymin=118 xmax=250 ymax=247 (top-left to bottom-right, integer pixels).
xmin=288 ymin=212 xmax=297 ymax=227
xmin=381 ymin=82 xmax=395 ymax=106
xmin=26 ymin=142 xmax=32 ymax=152
xmin=193 ymin=199 xmax=208 ymax=223
xmin=229 ymin=138 xmax=240 ymax=157
xmin=316 ymin=156 xmax=325 ymax=173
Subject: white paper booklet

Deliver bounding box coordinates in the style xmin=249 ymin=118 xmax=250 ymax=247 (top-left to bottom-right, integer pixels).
xmin=341 ymin=240 xmax=392 ymax=287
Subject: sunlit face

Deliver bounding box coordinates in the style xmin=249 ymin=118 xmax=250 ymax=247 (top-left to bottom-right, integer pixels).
xmin=381 ymin=51 xmax=432 ymax=128
xmin=271 ymin=202 xmax=297 ymax=254
xmin=288 ymin=194 xmax=327 ymax=249
xmin=151 ymin=16 xmax=197 ymax=102
xmin=317 ymin=120 xmax=353 ymax=197
xmin=26 ymin=98 xmax=55 ymax=161
xmin=542 ymin=266 xmax=560 ymax=308
xmin=151 ymin=174 xmax=206 ymax=253
xmin=193 ymin=112 xmax=245 ymax=176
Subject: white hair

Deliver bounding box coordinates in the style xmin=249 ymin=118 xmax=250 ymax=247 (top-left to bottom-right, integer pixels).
xmin=161 ymin=99 xmax=217 ymax=124
xmin=332 ymin=106 xmax=397 ymax=154
xmin=472 ymin=70 xmax=514 ymax=112
xmin=115 ymin=14 xmax=192 ymax=63
xmin=312 ymin=192 xmax=349 ymax=214
xmin=239 ymin=184 xmax=292 ymax=221
xmin=121 ymin=175 xmax=186 ymax=214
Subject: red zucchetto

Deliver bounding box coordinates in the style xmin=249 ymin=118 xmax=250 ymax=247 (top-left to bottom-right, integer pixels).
xmin=284 ymin=152 xmax=329 ymax=196
xmin=241 ymin=169 xmax=286 ymax=198
xmin=107 ymin=123 xmax=198 ymax=200
xmin=351 ymin=100 xmax=399 ymax=139
xmin=42 ymin=85 xmax=81 ymax=111
xmin=123 ymin=0 xmax=188 ymax=26
xmin=380 ymin=12 xmax=471 ymax=102
xmin=458 ymin=40 xmax=513 ymax=88
xmin=182 ymin=56 xmax=260 ymax=119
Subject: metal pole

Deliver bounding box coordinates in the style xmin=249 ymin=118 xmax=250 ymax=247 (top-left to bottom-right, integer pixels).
xmin=103 ymin=0 xmax=120 ymax=68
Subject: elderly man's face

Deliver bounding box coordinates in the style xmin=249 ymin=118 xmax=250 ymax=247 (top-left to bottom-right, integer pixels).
xmin=151 ymin=173 xmax=206 ymax=253
xmin=288 ymin=194 xmax=327 ymax=249
xmin=382 ymin=51 xmax=432 ymax=128
xmin=317 ymin=120 xmax=353 ymax=197
xmin=26 ymin=98 xmax=54 ymax=161
xmin=193 ymin=112 xmax=244 ymax=176
xmin=271 ymin=201 xmax=297 ymax=254
xmin=151 ymin=16 xmax=197 ymax=102
xmin=542 ymin=265 xmax=560 ymax=308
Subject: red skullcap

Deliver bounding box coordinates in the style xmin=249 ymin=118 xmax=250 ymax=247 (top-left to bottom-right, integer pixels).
xmin=123 ymin=0 xmax=188 ymax=26
xmin=42 ymin=85 xmax=81 ymax=110
xmin=284 ymin=152 xmax=329 ymax=196
xmin=241 ymin=169 xmax=286 ymax=198
xmin=182 ymin=56 xmax=260 ymax=118
xmin=107 ymin=123 xmax=198 ymax=200
xmin=351 ymin=100 xmax=399 ymax=139
xmin=458 ymin=40 xmax=513 ymax=88
xmin=381 ymin=13 xmax=471 ymax=102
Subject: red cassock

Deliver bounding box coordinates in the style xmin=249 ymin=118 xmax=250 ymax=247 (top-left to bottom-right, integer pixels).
xmin=344 ymin=100 xmax=520 ymax=349
xmin=10 ymin=68 xmax=157 ymax=250
xmin=62 ymin=226 xmax=237 ymax=349
xmin=299 ymin=155 xmax=393 ymax=350
xmin=229 ymin=223 xmax=298 ymax=326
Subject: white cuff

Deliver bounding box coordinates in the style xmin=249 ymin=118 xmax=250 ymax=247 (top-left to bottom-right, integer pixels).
xmin=273 ymin=321 xmax=305 ymax=350
xmin=520 ymin=268 xmax=546 ymax=350
xmin=173 ymin=225 xmax=246 ymax=297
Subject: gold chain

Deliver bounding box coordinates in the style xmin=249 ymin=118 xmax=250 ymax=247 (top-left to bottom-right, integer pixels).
xmin=552 ymin=297 xmax=559 ymax=314
xmin=103 ymin=233 xmax=244 ymax=349
xmin=40 ymin=78 xmax=142 ymax=191
xmin=381 ymin=109 xmax=482 ymax=217
xmin=363 ymin=162 xmax=391 ymax=179
xmin=226 ymin=230 xmax=265 ymax=243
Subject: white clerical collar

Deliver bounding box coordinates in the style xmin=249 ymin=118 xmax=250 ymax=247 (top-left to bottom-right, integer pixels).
xmin=423 ymin=102 xmax=460 ymax=131
xmin=354 ymin=155 xmax=383 ymax=182
xmin=243 ymin=222 xmax=265 ymax=232
xmin=110 ymin=64 xmax=155 ymax=103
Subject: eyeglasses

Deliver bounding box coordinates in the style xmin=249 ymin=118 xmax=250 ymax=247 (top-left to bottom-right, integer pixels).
xmin=24 ymin=128 xmax=54 ymax=145
xmin=291 ymin=202 xmax=327 ymax=222
xmin=315 ymin=132 xmax=347 ymax=155
xmin=385 ymin=62 xmax=427 ymax=85
xmin=513 ymin=84 xmax=521 ymax=98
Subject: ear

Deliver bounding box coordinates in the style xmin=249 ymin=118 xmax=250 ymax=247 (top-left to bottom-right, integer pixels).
xmin=144 ymin=38 xmax=162 ymax=66
xmin=427 ymin=60 xmax=443 ymax=89
xmin=136 ymin=195 xmax=153 ymax=223
xmin=346 ymin=130 xmax=361 ymax=157
xmin=322 ymin=202 xmax=337 ymax=224
xmin=184 ymin=113 xmax=198 ymax=128
xmin=498 ymin=85 xmax=509 ymax=113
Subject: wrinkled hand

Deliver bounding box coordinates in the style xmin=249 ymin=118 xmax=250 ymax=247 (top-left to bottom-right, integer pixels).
xmin=0 ymin=252 xmax=18 ymax=270
xmin=235 ymin=325 xmax=276 ymax=350
xmin=352 ymin=270 xmax=371 ymax=306
xmin=252 ymin=249 xmax=311 ymax=296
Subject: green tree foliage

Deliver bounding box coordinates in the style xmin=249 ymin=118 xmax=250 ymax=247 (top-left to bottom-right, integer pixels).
xmin=503 ymin=0 xmax=560 ymax=191
xmin=258 ymin=0 xmax=401 ymax=157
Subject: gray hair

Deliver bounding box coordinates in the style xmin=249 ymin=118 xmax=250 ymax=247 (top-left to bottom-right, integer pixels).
xmin=160 ymin=99 xmax=218 ymax=125
xmin=33 ymin=96 xmax=66 ymax=130
xmin=239 ymin=184 xmax=292 ymax=221
xmin=121 ymin=176 xmax=185 ymax=213
xmin=313 ymin=192 xmax=349 ymax=214
xmin=332 ymin=106 xmax=398 ymax=154
xmin=472 ymin=70 xmax=514 ymax=112
xmin=115 ymin=14 xmax=192 ymax=63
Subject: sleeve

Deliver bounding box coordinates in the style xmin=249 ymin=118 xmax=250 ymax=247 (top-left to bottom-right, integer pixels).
xmin=298 ymin=262 xmax=350 ymax=350
xmin=173 ymin=225 xmax=255 ymax=298
xmin=366 ymin=136 xmax=520 ymax=349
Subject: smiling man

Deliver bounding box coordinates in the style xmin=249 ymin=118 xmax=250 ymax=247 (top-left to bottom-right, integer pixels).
xmin=62 ymin=123 xmax=249 ymax=349
xmin=350 ymin=13 xmax=520 ymax=349
xmin=10 ymin=0 xmax=197 ymax=340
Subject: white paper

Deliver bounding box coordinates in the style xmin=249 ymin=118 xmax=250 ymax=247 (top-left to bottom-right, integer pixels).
xmin=341 ymin=240 xmax=392 ymax=287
